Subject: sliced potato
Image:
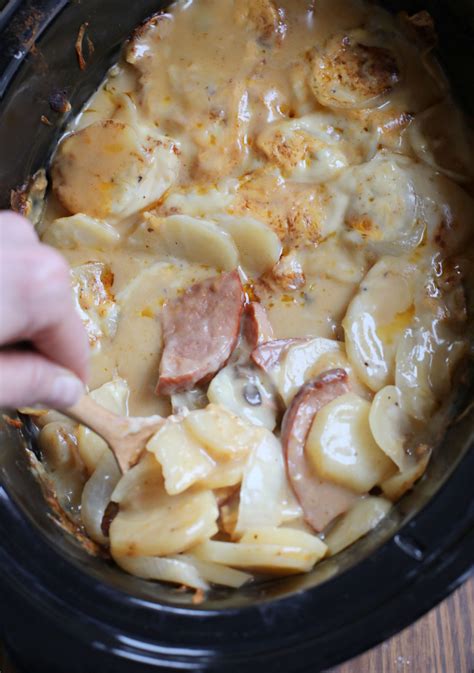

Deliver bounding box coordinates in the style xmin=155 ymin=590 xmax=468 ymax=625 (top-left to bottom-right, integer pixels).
xmin=381 ymin=450 xmax=431 ymax=501
xmin=171 ymin=389 xmax=209 ymax=414
xmin=131 ymin=214 xmax=239 ymax=271
xmin=77 ymin=378 xmax=129 ymax=474
xmin=110 ymin=454 xmax=218 ymax=557
xmin=325 ymin=496 xmax=392 ymax=555
xmin=115 ymin=554 xmax=208 ymax=590
xmin=270 ymin=338 xmax=345 ymax=405
xmin=207 ymin=365 xmax=277 ymax=431
xmin=192 ymin=539 xmax=324 ymax=573
xmin=236 ymin=430 xmax=286 ymax=534
xmin=161 ymin=180 xmax=237 ymax=219
xmin=309 ymin=349 xmax=372 ymax=401
xmin=240 ymin=527 xmax=327 ymax=558
xmin=395 ymin=320 xmax=466 ymax=421
xmin=38 ymin=421 xmax=86 ymax=513
xmin=184 ymin=404 xmax=259 ymax=461
xmin=343 ymin=256 xmax=417 ymax=392
xmin=308 ymin=29 xmax=400 ymax=109
xmin=369 ymin=385 xmax=417 ymax=470
xmin=280 ymin=483 xmax=304 ymax=522
xmin=147 ymin=419 xmax=215 ymax=495
xmin=256 ymin=112 xmax=378 ymax=182
xmin=181 ymin=555 xmax=251 ymax=588
xmin=214 ymin=214 xmax=282 ymax=275
xmin=43 ymin=214 xmax=120 ymax=251
xmin=337 ymin=154 xmax=421 ymax=255
xmin=199 ymin=458 xmax=246 ymax=490
xmin=306 ymin=392 xmax=395 ymax=494
xmin=71 ymin=261 xmax=119 ymax=349
xmin=408 ymin=100 xmax=474 ymax=183
xmin=52 ymin=120 xmax=179 ymax=219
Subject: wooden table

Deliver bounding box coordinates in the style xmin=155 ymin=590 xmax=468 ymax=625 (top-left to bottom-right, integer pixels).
xmin=328 ymin=576 xmax=474 ymax=673
xmin=1 ymin=577 xmax=473 ymax=672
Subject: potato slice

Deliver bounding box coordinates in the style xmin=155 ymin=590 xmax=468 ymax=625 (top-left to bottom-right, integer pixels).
xmin=52 ymin=120 xmax=179 ymax=219
xmin=240 ymin=527 xmax=327 ymax=558
xmin=110 ymin=454 xmax=218 ymax=557
xmin=198 ymin=458 xmax=247 ymax=490
xmin=214 ymin=214 xmax=282 ymax=275
xmin=308 ymin=29 xmax=400 ymax=109
xmin=183 ymin=404 xmax=259 ymax=461
xmin=337 ymin=154 xmax=422 ymax=255
xmin=369 ymin=385 xmax=417 ymax=470
xmin=236 ymin=430 xmax=286 ymax=534
xmin=256 ymin=112 xmax=378 ymax=183
xmin=308 ymin=349 xmax=371 ymax=401
xmin=408 ymin=100 xmax=474 ymax=183
xmin=43 ymin=214 xmax=120 ymax=251
xmin=343 ymin=256 xmax=417 ymax=392
xmin=395 ymin=320 xmax=466 ymax=422
xmin=192 ymin=539 xmax=324 ymax=574
xmin=71 ymin=261 xmax=119 ymax=349
xmin=270 ymin=338 xmax=345 ymax=405
xmin=325 ymin=496 xmax=392 ymax=555
xmin=207 ymin=365 xmax=277 ymax=431
xmin=77 ymin=378 xmax=129 ymax=474
xmin=181 ymin=555 xmax=251 ymax=588
xmin=131 ymin=214 xmax=239 ymax=271
xmin=147 ymin=419 xmax=215 ymax=495
xmin=38 ymin=421 xmax=87 ymax=514
xmin=306 ymin=392 xmax=395 ymax=493
xmin=115 ymin=554 xmax=208 ymax=590
xmin=381 ymin=450 xmax=431 ymax=501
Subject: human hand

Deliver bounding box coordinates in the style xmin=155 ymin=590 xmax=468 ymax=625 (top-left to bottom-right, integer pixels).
xmin=0 ymin=211 xmax=89 ymax=408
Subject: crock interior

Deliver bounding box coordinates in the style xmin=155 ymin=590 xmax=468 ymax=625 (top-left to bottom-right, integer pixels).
xmin=0 ymin=0 xmax=473 ymax=611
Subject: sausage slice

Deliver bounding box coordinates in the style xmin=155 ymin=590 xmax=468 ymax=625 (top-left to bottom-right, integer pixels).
xmin=242 ymin=302 xmax=274 ymax=350
xmin=281 ymin=369 xmax=358 ymax=532
xmin=156 ymin=271 xmax=244 ymax=395
xmin=251 ymin=337 xmax=307 ymax=371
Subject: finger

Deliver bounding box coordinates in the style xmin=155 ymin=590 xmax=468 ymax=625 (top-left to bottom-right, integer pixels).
xmin=0 ymin=350 xmax=84 ymax=409
xmin=0 ymin=244 xmax=90 ymax=381
xmin=0 ymin=211 xmax=38 ymax=245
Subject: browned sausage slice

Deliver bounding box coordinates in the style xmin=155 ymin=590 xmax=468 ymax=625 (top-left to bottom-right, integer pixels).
xmin=242 ymin=302 xmax=274 ymax=350
xmin=281 ymin=369 xmax=358 ymax=532
xmin=156 ymin=271 xmax=244 ymax=395
xmin=251 ymin=337 xmax=307 ymax=371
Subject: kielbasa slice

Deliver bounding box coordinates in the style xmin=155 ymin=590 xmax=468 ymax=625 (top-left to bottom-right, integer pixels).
xmin=281 ymin=369 xmax=358 ymax=532
xmin=251 ymin=337 xmax=307 ymax=371
xmin=242 ymin=302 xmax=274 ymax=350
xmin=156 ymin=271 xmax=244 ymax=395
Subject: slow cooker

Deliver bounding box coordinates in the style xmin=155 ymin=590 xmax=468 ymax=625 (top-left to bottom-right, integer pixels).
xmin=0 ymin=1 xmax=473 ymax=671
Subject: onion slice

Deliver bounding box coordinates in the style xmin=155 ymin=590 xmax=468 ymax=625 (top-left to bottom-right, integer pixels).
xmin=81 ymin=450 xmax=121 ymax=545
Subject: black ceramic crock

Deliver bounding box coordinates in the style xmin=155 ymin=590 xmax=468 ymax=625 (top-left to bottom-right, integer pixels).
xmin=0 ymin=1 xmax=473 ymax=672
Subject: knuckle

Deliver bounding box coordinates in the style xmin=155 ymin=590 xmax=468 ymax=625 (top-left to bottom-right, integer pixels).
xmin=40 ymin=246 xmax=70 ymax=281
xmin=0 ymin=210 xmax=34 ymax=236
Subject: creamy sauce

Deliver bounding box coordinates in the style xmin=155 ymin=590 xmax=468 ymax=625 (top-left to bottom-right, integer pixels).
xmin=36 ymin=0 xmax=474 ymax=586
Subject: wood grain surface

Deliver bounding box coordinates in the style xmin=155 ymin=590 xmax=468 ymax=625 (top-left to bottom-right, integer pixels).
xmin=328 ymin=576 xmax=474 ymax=673
xmin=1 ymin=577 xmax=473 ymax=672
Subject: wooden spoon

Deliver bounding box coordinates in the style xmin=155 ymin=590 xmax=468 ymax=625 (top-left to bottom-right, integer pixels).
xmin=66 ymin=394 xmax=164 ymax=473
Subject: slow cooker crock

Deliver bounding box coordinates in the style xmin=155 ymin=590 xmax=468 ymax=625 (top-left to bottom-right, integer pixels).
xmin=0 ymin=1 xmax=473 ymax=671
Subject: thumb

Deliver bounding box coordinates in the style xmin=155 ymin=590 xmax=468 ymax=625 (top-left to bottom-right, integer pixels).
xmin=0 ymin=350 xmax=84 ymax=409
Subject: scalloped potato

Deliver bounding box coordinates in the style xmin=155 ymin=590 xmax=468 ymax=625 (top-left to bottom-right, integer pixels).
xmin=35 ymin=0 xmax=473 ymax=592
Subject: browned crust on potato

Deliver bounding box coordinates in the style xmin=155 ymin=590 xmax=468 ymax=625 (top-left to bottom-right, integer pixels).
xmin=309 ymin=32 xmax=400 ymax=108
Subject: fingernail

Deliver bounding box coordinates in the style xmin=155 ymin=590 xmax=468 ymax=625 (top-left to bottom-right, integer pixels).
xmin=51 ymin=375 xmax=84 ymax=407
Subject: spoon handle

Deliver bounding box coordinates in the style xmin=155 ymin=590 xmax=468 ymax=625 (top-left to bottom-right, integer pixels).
xmin=67 ymin=394 xmax=129 ymax=445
